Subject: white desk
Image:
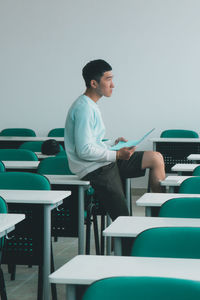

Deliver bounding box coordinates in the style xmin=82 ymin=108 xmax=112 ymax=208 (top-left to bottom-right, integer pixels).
xmin=136 ymin=192 xmax=200 ymax=216
xmin=171 ymin=163 xmax=199 ymax=174
xmin=188 ymin=154 xmax=200 ymax=162
xmin=49 ymin=255 xmax=200 ymax=300
xmin=45 ymin=175 xmax=90 ymax=255
xmin=2 ymin=160 xmax=39 ymax=171
xmin=103 ymin=216 xmax=200 ymax=255
xmin=0 ymin=213 xmax=25 ymax=238
xmin=160 ymin=175 xmax=192 ymax=192
xmin=0 ymin=189 xmax=71 ymax=300
xmin=35 ymin=152 xmax=55 ymax=160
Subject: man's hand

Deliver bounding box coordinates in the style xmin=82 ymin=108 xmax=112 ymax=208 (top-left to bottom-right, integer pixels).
xmin=115 ymin=137 xmax=128 ymax=145
xmin=116 ymin=146 xmax=136 ymax=160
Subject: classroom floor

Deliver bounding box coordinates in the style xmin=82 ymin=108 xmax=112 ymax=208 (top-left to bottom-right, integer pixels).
xmin=2 ymin=189 xmax=146 ymax=300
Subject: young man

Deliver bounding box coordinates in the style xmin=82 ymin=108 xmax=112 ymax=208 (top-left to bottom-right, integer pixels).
xmin=64 ymin=59 xmax=165 ymax=220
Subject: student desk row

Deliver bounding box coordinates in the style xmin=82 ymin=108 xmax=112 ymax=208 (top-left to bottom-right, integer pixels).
xmin=0 ymin=190 xmax=70 ymax=300
xmin=160 ymin=175 xmax=192 ymax=192
xmin=0 ymin=136 xmax=64 ymax=149
xmin=136 ymin=192 xmax=200 ymax=216
xmin=103 ymin=216 xmax=200 ymax=255
xmin=49 ymin=255 xmax=200 ymax=300
xmin=151 ymin=137 xmax=200 ymax=173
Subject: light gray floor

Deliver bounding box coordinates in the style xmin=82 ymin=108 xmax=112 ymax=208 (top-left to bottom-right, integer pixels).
xmin=2 ymin=191 xmax=145 ymax=300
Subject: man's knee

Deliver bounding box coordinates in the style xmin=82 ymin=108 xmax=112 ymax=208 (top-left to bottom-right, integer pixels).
xmin=142 ymin=151 xmax=165 ymax=169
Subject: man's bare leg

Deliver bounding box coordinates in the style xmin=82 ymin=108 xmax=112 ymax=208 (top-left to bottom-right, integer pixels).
xmin=141 ymin=151 xmax=165 ymax=192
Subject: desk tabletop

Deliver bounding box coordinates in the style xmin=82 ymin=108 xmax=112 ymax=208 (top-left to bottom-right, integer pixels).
xmin=49 ymin=254 xmax=200 ymax=285
xmin=45 ymin=174 xmax=90 ymax=186
xmin=0 ymin=136 xmax=64 ymax=142
xmin=161 ymin=175 xmax=192 ymax=186
xmin=136 ymin=192 xmax=200 ymax=207
xmin=188 ymin=154 xmax=200 ymax=161
xmin=0 ymin=190 xmax=71 ymax=204
xmin=103 ymin=216 xmax=200 ymax=237
xmin=0 ymin=213 xmax=25 ymax=234
xmin=151 ymin=138 xmax=200 ymax=143
xmin=171 ymin=163 xmax=199 ymax=172
xmin=3 ymin=161 xmax=39 ymax=169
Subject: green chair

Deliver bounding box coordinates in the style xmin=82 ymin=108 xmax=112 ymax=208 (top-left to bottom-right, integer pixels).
xmin=160 ymin=129 xmax=199 ymax=138
xmin=19 ymin=141 xmax=44 ymax=152
xmin=0 ymin=149 xmax=38 ymax=161
xmin=37 ymin=156 xmax=100 ymax=254
xmin=82 ymin=276 xmax=200 ymax=300
xmin=159 ymin=197 xmax=200 ymax=218
xmin=47 ymin=128 xmax=64 ymax=137
xmin=179 ymin=177 xmax=200 ymax=193
xmin=0 ymin=196 xmax=8 ymax=300
xmin=37 ymin=156 xmax=72 ymax=175
xmin=55 ymin=150 xmax=67 ymax=157
xmin=0 ymin=128 xmax=36 ymax=137
xmin=19 ymin=141 xmax=64 ymax=153
xmin=0 ymin=172 xmax=56 ymax=299
xmin=192 ymin=166 xmax=200 ymax=176
xmin=131 ymin=227 xmax=200 ymax=259
xmin=0 ymin=161 xmax=5 ymax=172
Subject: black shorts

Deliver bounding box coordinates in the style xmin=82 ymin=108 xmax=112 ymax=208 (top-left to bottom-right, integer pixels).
xmin=117 ymin=151 xmax=146 ymax=179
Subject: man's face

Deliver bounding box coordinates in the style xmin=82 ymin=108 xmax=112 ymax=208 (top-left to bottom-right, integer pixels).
xmin=95 ymin=71 xmax=114 ymax=97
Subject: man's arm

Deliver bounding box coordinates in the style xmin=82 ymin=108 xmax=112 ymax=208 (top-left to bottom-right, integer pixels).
xmin=74 ymin=106 xmax=116 ymax=162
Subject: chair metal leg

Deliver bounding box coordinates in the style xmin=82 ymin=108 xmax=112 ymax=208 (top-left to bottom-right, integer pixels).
xmin=100 ymin=215 xmax=105 ymax=255
xmin=92 ymin=206 xmax=100 ymax=255
xmin=0 ymin=266 xmax=7 ymax=300
xmin=10 ymin=264 xmax=16 ymax=281
xmin=37 ymin=265 xmax=43 ymax=300
xmin=85 ymin=204 xmax=92 ymax=255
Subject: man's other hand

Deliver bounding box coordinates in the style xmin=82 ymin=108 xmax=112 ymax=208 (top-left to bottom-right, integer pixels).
xmin=115 ymin=137 xmax=128 ymax=145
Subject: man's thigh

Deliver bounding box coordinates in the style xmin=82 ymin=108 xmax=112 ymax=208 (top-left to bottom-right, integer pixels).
xmin=117 ymin=151 xmax=146 ymax=179
xmin=83 ymin=163 xmax=129 ymax=220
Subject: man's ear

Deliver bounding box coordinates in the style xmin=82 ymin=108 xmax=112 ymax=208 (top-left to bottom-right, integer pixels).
xmin=90 ymin=79 xmax=98 ymax=89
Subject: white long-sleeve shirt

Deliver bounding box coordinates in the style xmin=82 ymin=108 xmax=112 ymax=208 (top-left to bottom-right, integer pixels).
xmin=64 ymin=95 xmax=116 ymax=178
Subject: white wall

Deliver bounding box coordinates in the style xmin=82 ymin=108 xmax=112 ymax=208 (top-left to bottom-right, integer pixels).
xmin=1 ymin=0 xmax=200 ymax=187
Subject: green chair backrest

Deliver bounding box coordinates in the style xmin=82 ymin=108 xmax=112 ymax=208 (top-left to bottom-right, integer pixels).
xmin=0 ymin=128 xmax=36 ymax=137
xmin=179 ymin=177 xmax=200 ymax=193
xmin=0 ymin=161 xmax=5 ymax=172
xmin=193 ymin=166 xmax=200 ymax=176
xmin=0 ymin=149 xmax=38 ymax=161
xmin=37 ymin=156 xmax=73 ymax=175
xmin=19 ymin=141 xmax=64 ymax=153
xmin=55 ymin=150 xmax=67 ymax=157
xmin=159 ymin=197 xmax=200 ymax=218
xmin=48 ymin=128 xmax=64 ymax=137
xmin=0 ymin=172 xmax=50 ymax=190
xmin=0 ymin=196 xmax=8 ymax=249
xmin=19 ymin=141 xmax=44 ymax=152
xmin=82 ymin=276 xmax=200 ymax=300
xmin=131 ymin=227 xmax=200 ymax=259
xmin=160 ymin=129 xmax=198 ymax=138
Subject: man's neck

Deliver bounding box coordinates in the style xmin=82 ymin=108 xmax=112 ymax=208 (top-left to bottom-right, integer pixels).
xmin=84 ymin=89 xmax=101 ymax=103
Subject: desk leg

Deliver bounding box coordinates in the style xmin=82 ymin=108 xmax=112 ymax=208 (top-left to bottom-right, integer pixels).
xmin=145 ymin=207 xmax=152 ymax=217
xmin=78 ymin=186 xmax=85 ymax=254
xmin=169 ymin=186 xmax=174 ymax=193
xmin=114 ymin=237 xmax=122 ymax=256
xmin=43 ymin=205 xmax=51 ymax=300
xmin=66 ymin=285 xmax=76 ymax=300
xmin=125 ymin=178 xmax=131 ymax=214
